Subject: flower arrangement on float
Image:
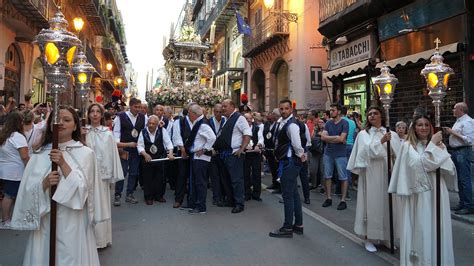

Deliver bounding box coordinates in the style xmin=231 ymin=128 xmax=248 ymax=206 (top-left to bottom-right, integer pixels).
xmin=146 ymin=85 xmax=224 ymax=107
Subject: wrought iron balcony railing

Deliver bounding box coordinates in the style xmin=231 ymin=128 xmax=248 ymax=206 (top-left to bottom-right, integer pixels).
xmin=9 ymin=0 xmax=53 ymax=28
xmin=243 ymin=11 xmax=290 ymax=58
xmin=319 ymin=0 xmax=357 ymax=22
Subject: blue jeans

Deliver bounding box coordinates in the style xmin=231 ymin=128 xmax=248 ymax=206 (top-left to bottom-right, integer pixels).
xmin=115 ymin=149 xmax=140 ymax=197
xmin=451 ymin=147 xmax=474 ymax=210
xmin=346 ymin=144 xmax=353 ymax=185
xmin=323 ymin=154 xmax=348 ymax=180
xmin=280 ymin=159 xmax=303 ymax=228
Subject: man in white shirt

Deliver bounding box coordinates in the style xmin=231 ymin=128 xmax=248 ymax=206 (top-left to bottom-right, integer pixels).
xmin=214 ymin=99 xmax=251 ymax=213
xmin=209 ymin=104 xmax=226 ymax=206
xmin=269 ymin=99 xmax=307 ymax=238
xmin=113 ymin=98 xmax=146 ymax=206
xmin=137 ymin=115 xmax=174 ymax=205
xmin=445 ymin=102 xmax=474 ymax=215
xmin=243 ymin=113 xmax=264 ymax=201
xmin=184 ymin=104 xmax=216 ymax=214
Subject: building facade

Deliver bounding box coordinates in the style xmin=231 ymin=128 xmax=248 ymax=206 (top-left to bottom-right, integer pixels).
xmin=0 ymin=0 xmax=130 ymax=107
xmin=243 ymin=0 xmax=328 ymax=112
xmin=319 ymin=0 xmax=474 ymax=126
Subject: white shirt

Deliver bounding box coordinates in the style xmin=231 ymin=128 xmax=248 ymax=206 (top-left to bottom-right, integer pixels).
xmin=449 ymin=114 xmax=474 ymax=147
xmin=166 ymin=118 xmax=174 ymax=138
xmin=0 ymin=132 xmax=28 ymax=181
xmin=248 ymin=124 xmax=264 ymax=149
xmin=172 ymin=116 xmax=192 ymax=147
xmin=276 ymin=115 xmax=304 ymax=158
xmin=113 ymin=111 xmax=140 ymax=142
xmin=225 ymin=112 xmax=252 ymax=153
xmin=211 ymin=116 xmax=224 ymax=134
xmin=189 ymin=115 xmax=216 ymax=162
xmin=137 ymin=127 xmax=173 ymax=155
xmin=24 ymin=121 xmax=46 ymax=154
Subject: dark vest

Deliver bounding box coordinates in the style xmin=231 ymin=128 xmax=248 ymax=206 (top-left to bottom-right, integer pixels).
xmin=214 ymin=112 xmax=240 ymax=152
xmin=184 ymin=118 xmax=209 ymax=154
xmin=251 ymin=124 xmax=259 ymax=149
xmin=142 ymin=128 xmax=166 ymax=159
xmin=209 ymin=116 xmax=226 ymax=134
xmin=263 ymin=121 xmax=277 ymax=149
xmin=179 ymin=116 xmax=192 ymax=144
xmin=274 ymin=117 xmax=306 ymax=160
xmin=119 ymin=112 xmax=145 ymax=143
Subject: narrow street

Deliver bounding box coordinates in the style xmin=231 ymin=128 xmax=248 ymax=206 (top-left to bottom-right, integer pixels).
xmin=1 ymin=174 xmax=473 ymax=265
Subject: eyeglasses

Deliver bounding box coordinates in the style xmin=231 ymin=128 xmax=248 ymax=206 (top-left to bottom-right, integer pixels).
xmin=367 ymin=112 xmax=380 ymax=116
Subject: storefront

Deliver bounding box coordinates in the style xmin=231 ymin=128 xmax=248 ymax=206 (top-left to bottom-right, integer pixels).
xmin=377 ymin=0 xmax=470 ymax=126
xmin=323 ymin=33 xmax=379 ymax=120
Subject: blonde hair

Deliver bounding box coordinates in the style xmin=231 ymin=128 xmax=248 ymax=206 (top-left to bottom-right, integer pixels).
xmin=406 ymin=114 xmax=432 ymax=148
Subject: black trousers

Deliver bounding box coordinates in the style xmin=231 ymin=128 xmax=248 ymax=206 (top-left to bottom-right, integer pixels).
xmin=165 ymin=160 xmax=178 ymax=190
xmin=175 ymin=158 xmax=190 ymax=203
xmin=244 ymin=153 xmax=262 ymax=199
xmin=264 ymin=150 xmax=279 ymax=187
xmin=209 ymin=156 xmax=223 ymax=202
xmin=142 ymin=160 xmax=165 ymax=201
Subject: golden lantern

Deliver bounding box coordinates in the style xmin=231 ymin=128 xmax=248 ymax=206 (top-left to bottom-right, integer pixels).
xmin=373 ymin=62 xmax=398 ymax=127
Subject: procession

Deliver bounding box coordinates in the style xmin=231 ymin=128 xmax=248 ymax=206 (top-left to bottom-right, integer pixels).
xmin=1 ymin=0 xmax=474 ymax=265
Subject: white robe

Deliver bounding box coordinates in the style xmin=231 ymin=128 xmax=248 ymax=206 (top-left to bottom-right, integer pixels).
xmin=347 ymin=128 xmax=401 ymax=242
xmin=388 ymin=141 xmax=457 ymax=266
xmin=11 ymin=140 xmax=107 ymax=266
xmin=85 ymin=125 xmax=124 ymax=248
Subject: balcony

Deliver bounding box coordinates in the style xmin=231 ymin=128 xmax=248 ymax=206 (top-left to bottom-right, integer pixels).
xmin=197 ymin=0 xmax=246 ymax=41
xmin=9 ymin=0 xmax=53 ymax=28
xmin=243 ymin=12 xmax=290 ymax=58
xmin=78 ymin=0 xmax=108 ymax=36
xmin=101 ymin=37 xmax=125 ymax=79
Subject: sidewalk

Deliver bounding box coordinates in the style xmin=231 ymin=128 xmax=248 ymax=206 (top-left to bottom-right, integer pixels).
xmin=261 ymin=173 xmax=474 ymax=266
xmin=449 ymin=191 xmax=474 ymax=225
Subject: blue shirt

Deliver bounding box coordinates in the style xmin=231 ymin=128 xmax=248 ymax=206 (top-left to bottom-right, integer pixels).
xmin=324 ymin=119 xmax=349 ymax=158
xmin=342 ymin=116 xmax=356 ymax=145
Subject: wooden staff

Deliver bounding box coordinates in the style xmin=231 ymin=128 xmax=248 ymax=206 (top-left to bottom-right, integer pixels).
xmin=49 ymin=91 xmax=60 ymax=266
xmin=384 ymin=110 xmax=395 ymax=255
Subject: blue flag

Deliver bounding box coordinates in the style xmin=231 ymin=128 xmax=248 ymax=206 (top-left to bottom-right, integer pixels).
xmin=236 ymin=11 xmax=251 ymax=36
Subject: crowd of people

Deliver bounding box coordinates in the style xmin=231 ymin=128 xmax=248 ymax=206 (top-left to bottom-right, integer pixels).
xmin=0 ymin=93 xmax=473 ymax=265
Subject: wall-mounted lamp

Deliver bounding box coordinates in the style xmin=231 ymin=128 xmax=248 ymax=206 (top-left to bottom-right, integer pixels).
xmin=335 ymin=36 xmax=348 ymax=45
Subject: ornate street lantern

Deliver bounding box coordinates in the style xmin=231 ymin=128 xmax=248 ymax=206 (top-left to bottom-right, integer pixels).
xmin=373 ymin=61 xmax=398 ymax=255
xmin=71 ymin=51 xmax=95 ymax=123
xmin=420 ymin=38 xmax=454 ymax=128
xmin=33 ymin=9 xmax=81 ymax=266
xmin=420 ymin=38 xmax=454 ymax=266
xmin=373 ymin=62 xmax=398 ymax=127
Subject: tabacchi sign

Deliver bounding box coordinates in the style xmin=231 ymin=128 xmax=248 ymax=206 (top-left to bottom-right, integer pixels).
xmin=330 ymin=35 xmax=374 ymax=69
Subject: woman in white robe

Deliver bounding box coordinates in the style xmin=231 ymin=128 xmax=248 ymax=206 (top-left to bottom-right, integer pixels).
xmin=84 ymin=103 xmax=124 ymax=248
xmin=388 ymin=114 xmax=457 ymax=266
xmin=11 ymin=106 xmax=107 ymax=266
xmin=347 ymin=106 xmax=401 ymax=252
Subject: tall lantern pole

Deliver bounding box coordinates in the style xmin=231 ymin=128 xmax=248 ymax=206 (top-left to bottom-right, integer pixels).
xmin=33 ymin=9 xmax=82 ymax=266
xmin=71 ymin=51 xmax=95 ymax=125
xmin=373 ymin=62 xmax=398 ymax=254
xmin=420 ymin=38 xmax=454 ymax=266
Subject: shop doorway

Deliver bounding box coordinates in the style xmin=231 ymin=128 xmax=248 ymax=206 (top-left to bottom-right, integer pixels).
xmin=251 ymin=69 xmax=265 ymax=112
xmin=31 ymin=58 xmax=45 ymax=104
xmin=4 ymin=44 xmax=22 ymax=103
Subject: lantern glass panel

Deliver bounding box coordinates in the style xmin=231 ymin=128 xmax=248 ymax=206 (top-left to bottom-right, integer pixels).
xmin=45 ymin=43 xmax=60 ymax=64
xmin=77 ymin=73 xmax=87 ymax=84
xmin=443 ymin=74 xmax=450 ymax=87
xmin=376 ymin=84 xmax=381 ymax=95
xmin=384 ymin=83 xmax=392 ymax=94
xmin=67 ymin=46 xmax=77 ymax=65
xmin=428 ymin=73 xmax=438 ymax=88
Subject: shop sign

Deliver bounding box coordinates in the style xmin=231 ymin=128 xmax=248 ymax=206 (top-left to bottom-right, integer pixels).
xmin=310 ymin=66 xmax=322 ymax=90
xmin=233 ymin=80 xmax=242 ymax=91
xmin=330 ymin=35 xmax=373 ymax=69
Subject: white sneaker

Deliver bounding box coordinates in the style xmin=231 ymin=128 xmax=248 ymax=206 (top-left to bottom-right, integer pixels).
xmin=0 ymin=220 xmax=11 ymax=229
xmin=365 ymin=241 xmax=377 ymax=253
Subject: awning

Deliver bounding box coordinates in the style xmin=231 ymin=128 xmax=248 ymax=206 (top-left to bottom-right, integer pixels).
xmin=377 ymin=42 xmax=459 ymax=69
xmin=323 ymin=60 xmax=369 ymax=79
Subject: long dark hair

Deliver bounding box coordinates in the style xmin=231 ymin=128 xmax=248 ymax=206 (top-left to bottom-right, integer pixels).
xmin=364 ymin=106 xmax=386 ymax=133
xmin=41 ymin=106 xmax=83 ymax=147
xmin=87 ymin=103 xmax=105 ymax=126
xmin=0 ymin=111 xmax=24 ymax=145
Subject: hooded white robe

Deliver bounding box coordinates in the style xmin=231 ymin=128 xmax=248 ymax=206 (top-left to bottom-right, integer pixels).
xmin=388 ymin=141 xmax=457 ymax=266
xmin=11 ymin=140 xmax=107 ymax=266
xmin=85 ymin=125 xmax=124 ymax=248
xmin=347 ymin=127 xmax=401 ymax=243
